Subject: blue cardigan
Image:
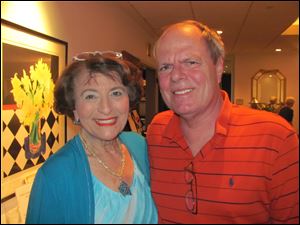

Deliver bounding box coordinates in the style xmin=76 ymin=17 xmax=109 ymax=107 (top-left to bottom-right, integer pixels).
xmin=26 ymin=132 xmax=152 ymax=224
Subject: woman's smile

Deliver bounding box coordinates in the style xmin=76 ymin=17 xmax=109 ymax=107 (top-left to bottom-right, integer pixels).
xmin=95 ymin=117 xmax=117 ymax=126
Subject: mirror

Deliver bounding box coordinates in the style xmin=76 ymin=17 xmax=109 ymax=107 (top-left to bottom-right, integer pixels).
xmin=251 ymin=69 xmax=286 ymax=105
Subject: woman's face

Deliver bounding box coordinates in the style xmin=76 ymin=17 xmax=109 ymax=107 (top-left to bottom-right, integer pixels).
xmin=73 ymin=71 xmax=129 ymax=141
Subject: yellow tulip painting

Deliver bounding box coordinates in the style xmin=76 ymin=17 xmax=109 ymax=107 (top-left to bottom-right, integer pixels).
xmin=10 ymin=59 xmax=55 ymax=158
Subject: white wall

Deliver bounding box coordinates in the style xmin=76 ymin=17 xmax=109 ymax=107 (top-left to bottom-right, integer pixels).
xmin=2 ymin=1 xmax=156 ymax=140
xmin=2 ymin=2 xmax=299 ymax=135
xmin=234 ymin=52 xmax=299 ymax=133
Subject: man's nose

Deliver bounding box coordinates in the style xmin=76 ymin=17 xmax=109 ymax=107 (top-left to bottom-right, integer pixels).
xmin=170 ymin=64 xmax=186 ymax=82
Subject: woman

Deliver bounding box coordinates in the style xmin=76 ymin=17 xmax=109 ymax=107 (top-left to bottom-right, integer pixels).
xmin=26 ymin=51 xmax=158 ymax=223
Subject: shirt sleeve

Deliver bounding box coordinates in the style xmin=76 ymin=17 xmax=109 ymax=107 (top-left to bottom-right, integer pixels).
xmin=269 ymin=131 xmax=299 ymax=224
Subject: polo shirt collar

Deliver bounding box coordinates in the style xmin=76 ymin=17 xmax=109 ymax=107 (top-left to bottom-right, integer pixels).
xmin=215 ymin=90 xmax=232 ymax=136
xmin=162 ymin=90 xmax=232 ymax=146
xmin=163 ymin=112 xmax=188 ymax=150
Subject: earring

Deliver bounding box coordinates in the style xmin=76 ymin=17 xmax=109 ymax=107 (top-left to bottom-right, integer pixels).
xmin=73 ymin=118 xmax=80 ymax=125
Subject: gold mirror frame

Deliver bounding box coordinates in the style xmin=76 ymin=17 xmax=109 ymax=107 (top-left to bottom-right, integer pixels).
xmin=251 ymin=69 xmax=286 ymax=104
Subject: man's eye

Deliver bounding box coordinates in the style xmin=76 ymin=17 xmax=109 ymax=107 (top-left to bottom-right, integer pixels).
xmin=186 ymin=60 xmax=200 ymax=66
xmin=159 ymin=64 xmax=173 ymax=72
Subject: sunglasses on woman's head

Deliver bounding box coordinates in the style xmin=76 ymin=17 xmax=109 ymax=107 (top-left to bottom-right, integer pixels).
xmin=73 ymin=51 xmax=123 ymax=61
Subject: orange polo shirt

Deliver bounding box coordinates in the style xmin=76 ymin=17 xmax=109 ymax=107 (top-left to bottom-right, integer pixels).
xmin=147 ymin=91 xmax=299 ymax=224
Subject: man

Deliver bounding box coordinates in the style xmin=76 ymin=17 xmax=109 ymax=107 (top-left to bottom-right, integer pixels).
xmin=279 ymin=97 xmax=295 ymax=125
xmin=146 ymin=20 xmax=299 ymax=223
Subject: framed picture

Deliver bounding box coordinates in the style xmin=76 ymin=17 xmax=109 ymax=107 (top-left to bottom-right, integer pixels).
xmin=1 ymin=19 xmax=68 ymax=198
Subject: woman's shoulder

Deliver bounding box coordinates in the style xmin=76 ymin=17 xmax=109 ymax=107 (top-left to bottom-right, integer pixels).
xmin=119 ymin=131 xmax=146 ymax=155
xmin=119 ymin=131 xmax=145 ymax=143
xmin=119 ymin=132 xmax=149 ymax=176
xmin=38 ymin=136 xmax=81 ymax=175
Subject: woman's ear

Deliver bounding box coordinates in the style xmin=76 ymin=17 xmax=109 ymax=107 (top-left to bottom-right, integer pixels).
xmin=73 ymin=110 xmax=80 ymax=125
xmin=73 ymin=110 xmax=79 ymax=121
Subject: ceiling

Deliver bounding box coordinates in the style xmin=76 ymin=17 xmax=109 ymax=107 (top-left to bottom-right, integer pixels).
xmin=117 ymin=1 xmax=299 ymax=56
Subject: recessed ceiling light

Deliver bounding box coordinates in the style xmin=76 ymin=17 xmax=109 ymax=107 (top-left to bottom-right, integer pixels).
xmin=275 ymin=48 xmax=282 ymax=52
xmin=217 ymin=30 xmax=223 ymax=35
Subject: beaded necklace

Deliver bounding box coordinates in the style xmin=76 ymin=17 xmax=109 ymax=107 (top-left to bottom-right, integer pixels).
xmin=79 ymin=132 xmax=131 ymax=196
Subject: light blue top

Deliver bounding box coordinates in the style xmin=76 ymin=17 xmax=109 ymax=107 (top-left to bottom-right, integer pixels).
xmin=93 ymin=160 xmax=157 ymax=223
xmin=26 ymin=132 xmax=158 ymax=224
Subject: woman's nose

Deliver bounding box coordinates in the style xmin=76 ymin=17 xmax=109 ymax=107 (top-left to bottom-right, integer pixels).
xmin=98 ymin=97 xmax=112 ymax=115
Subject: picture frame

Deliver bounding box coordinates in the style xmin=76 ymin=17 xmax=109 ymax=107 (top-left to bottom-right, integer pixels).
xmin=1 ymin=19 xmax=68 ymax=199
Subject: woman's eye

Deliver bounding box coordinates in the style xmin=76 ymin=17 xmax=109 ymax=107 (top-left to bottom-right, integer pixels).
xmin=82 ymin=91 xmax=98 ymax=100
xmin=84 ymin=94 xmax=97 ymax=100
xmin=111 ymin=90 xmax=124 ymax=97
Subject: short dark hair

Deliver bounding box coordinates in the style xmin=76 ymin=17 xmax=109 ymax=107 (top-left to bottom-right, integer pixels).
xmin=54 ymin=55 xmax=142 ymax=120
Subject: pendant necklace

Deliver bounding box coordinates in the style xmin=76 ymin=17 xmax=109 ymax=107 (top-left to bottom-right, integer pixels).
xmin=79 ymin=132 xmax=131 ymax=196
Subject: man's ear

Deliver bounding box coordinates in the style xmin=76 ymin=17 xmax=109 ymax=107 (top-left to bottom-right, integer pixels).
xmin=216 ymin=58 xmax=224 ymax=84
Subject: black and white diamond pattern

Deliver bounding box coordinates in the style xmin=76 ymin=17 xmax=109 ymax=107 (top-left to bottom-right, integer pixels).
xmin=2 ymin=109 xmax=65 ymax=177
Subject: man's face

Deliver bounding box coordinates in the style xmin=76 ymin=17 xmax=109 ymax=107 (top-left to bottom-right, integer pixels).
xmin=155 ymin=24 xmax=223 ymax=119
